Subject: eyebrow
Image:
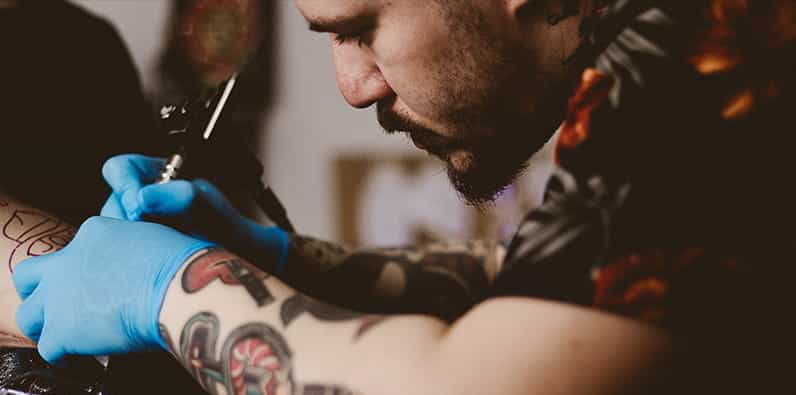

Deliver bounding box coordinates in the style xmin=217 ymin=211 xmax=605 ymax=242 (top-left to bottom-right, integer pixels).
xmin=308 ymin=12 xmax=374 ymax=33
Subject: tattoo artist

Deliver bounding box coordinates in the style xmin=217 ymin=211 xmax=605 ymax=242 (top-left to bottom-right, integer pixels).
xmin=12 ymin=0 xmax=796 ymax=394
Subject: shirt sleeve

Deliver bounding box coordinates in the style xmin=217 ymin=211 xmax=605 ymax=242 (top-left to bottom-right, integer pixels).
xmin=490 ymin=0 xmax=796 ymax=342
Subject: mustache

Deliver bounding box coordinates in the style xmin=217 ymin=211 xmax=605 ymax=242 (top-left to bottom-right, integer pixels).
xmin=376 ymin=103 xmax=466 ymax=156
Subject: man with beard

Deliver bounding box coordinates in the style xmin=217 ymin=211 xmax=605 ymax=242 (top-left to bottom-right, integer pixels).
xmin=10 ymin=0 xmax=795 ymax=394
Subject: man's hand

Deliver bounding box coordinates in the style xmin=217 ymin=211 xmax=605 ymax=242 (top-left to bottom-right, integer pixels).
xmin=12 ymin=216 xmax=214 ymax=363
xmin=101 ymin=154 xmax=289 ymax=270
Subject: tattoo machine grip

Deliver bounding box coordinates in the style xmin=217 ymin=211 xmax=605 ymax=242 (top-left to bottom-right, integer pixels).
xmin=156 ymin=84 xmax=295 ymax=232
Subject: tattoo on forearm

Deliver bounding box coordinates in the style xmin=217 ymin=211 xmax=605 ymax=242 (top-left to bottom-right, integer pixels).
xmin=181 ymin=312 xmax=222 ymax=389
xmin=159 ymin=323 xmax=177 ymax=356
xmin=0 ymin=331 xmax=35 ymax=348
xmin=353 ymin=316 xmax=390 ymax=340
xmin=182 ymin=249 xmax=275 ymax=307
xmin=174 ymin=312 xmax=355 ymax=395
xmin=280 ymin=294 xmax=362 ymax=327
xmin=280 ymin=294 xmax=391 ymax=343
xmin=287 ymin=236 xmax=499 ymax=321
xmin=2 ymin=210 xmax=75 ymax=272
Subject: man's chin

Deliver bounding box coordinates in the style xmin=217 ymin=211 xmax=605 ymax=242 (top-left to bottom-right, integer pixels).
xmin=445 ymin=153 xmax=527 ymax=208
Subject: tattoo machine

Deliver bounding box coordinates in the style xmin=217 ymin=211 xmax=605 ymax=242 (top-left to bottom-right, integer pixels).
xmin=154 ymin=77 xmax=295 ymax=233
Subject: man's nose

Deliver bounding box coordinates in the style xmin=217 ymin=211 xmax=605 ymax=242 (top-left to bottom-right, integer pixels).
xmin=332 ymin=44 xmax=394 ymax=108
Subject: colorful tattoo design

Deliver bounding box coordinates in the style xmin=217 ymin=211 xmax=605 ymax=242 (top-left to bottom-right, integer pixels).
xmin=176 ymin=312 xmax=354 ymax=395
xmin=180 ymin=312 xmax=222 ymax=390
xmin=280 ymin=295 xmax=389 ymax=343
xmin=222 ymin=324 xmax=293 ymax=395
xmin=2 ymin=210 xmax=75 ymax=272
xmin=280 ymin=294 xmax=361 ymax=327
xmin=182 ymin=249 xmax=274 ymax=307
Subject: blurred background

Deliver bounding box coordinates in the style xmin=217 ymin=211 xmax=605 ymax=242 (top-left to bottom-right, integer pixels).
xmin=60 ymin=0 xmax=553 ymax=247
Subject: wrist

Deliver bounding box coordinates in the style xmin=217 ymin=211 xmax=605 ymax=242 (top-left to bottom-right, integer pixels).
xmin=241 ymin=219 xmax=290 ymax=274
xmin=148 ymin=240 xmax=216 ymax=350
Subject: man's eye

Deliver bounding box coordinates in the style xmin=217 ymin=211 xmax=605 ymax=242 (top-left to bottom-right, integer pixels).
xmin=333 ymin=29 xmax=368 ymax=47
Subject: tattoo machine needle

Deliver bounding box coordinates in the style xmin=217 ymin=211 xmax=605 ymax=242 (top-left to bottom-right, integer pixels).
xmin=154 ymin=75 xmax=295 ymax=233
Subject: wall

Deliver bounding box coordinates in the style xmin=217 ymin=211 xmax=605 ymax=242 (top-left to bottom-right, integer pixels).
xmin=71 ymin=0 xmax=417 ymax=242
xmin=69 ymin=1 xmax=551 ymax=244
xmin=262 ymin=1 xmax=417 ymax=241
xmin=70 ymin=0 xmax=170 ymax=93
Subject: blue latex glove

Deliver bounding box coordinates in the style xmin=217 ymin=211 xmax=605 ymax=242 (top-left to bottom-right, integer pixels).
xmin=13 ymin=216 xmax=214 ymax=364
xmin=101 ymin=154 xmax=289 ymax=272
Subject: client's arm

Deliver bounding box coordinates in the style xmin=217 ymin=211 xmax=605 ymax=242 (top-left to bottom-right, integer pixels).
xmin=0 ymin=192 xmax=75 ymax=346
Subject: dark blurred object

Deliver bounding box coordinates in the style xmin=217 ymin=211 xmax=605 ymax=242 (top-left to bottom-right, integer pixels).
xmin=157 ymin=0 xmax=276 ymax=216
xmin=0 ymin=0 xmax=164 ymax=394
xmin=0 ymin=349 xmax=105 ymax=395
xmin=0 ymin=0 xmax=165 ymax=226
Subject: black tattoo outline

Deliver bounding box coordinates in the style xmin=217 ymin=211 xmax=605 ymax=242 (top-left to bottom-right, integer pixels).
xmin=180 ymin=312 xmax=222 ymax=391
xmin=2 ymin=210 xmax=75 ymax=272
xmin=353 ymin=316 xmax=390 ymax=341
xmin=159 ymin=323 xmax=177 ymax=357
xmin=280 ymin=294 xmax=362 ymax=327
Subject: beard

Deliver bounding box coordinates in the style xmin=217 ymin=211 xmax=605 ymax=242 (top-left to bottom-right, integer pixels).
xmin=372 ymin=0 xmax=572 ymax=206
xmin=378 ymin=101 xmax=560 ymax=207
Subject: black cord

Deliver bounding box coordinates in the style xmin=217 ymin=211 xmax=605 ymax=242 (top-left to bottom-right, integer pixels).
xmin=253 ymin=181 xmax=295 ymax=233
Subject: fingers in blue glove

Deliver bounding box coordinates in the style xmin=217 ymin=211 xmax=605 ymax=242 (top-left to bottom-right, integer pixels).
xmin=37 ymin=321 xmax=66 ymax=364
xmin=12 ymin=216 xmax=217 ymax=363
xmin=12 ymin=254 xmax=50 ymax=300
xmin=100 ymin=193 xmax=127 ymax=219
xmin=102 ymin=154 xmax=166 ymax=221
xmin=16 ymin=288 xmax=44 ymax=342
xmin=138 ymin=180 xmax=196 ymax=216
xmin=193 ymin=179 xmax=243 ymax=220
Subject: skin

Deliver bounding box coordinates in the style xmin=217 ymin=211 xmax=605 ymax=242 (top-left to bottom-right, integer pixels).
xmin=0 ymin=192 xmax=75 ymax=348
xmin=296 ymin=0 xmax=591 ymax=204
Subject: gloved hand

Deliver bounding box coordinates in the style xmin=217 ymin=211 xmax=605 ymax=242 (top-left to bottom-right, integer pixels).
xmin=101 ymin=154 xmax=289 ymax=273
xmin=13 ymin=216 xmax=214 ymax=364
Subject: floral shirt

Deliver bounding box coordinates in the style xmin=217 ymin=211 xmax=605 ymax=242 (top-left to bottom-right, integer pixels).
xmin=490 ymin=2 xmax=795 ymax=384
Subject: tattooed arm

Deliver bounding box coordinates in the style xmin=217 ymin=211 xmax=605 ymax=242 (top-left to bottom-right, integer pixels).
xmin=100 ymin=154 xmax=504 ymax=322
xmin=0 ymin=192 xmax=75 ymax=346
xmin=278 ymin=236 xmax=505 ymax=322
xmin=159 ymin=248 xmax=670 ymax=395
